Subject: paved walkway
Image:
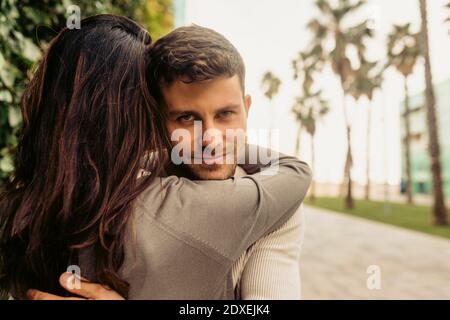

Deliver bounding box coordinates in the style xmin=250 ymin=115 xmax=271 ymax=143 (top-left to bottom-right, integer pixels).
xmin=300 ymin=206 xmax=450 ymax=299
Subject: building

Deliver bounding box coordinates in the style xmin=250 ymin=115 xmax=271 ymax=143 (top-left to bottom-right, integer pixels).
xmin=400 ymin=79 xmax=450 ymax=198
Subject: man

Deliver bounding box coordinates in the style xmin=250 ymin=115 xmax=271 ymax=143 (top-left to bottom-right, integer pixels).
xmin=27 ymin=24 xmax=305 ymax=300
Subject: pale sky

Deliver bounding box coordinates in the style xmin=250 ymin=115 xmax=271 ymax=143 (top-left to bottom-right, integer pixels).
xmin=180 ymin=0 xmax=450 ymax=185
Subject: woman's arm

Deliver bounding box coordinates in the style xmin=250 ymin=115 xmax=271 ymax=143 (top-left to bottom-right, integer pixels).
xmin=27 ymin=146 xmax=310 ymax=301
xmin=137 ymin=144 xmax=312 ymax=262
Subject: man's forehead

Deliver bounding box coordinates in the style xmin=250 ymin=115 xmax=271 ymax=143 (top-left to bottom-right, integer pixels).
xmin=161 ymin=75 xmax=244 ymax=111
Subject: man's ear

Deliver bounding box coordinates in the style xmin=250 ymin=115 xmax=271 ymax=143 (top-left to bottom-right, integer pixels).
xmin=244 ymin=94 xmax=252 ymax=116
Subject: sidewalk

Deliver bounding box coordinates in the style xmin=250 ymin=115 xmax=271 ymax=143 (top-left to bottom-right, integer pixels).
xmin=300 ymin=206 xmax=450 ymax=299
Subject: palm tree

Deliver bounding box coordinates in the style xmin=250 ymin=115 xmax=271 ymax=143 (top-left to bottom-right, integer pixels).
xmin=446 ymin=1 xmax=450 ymax=32
xmin=292 ymin=92 xmax=329 ymax=202
xmin=348 ymin=59 xmax=383 ymax=201
xmin=292 ymin=49 xmax=329 ymax=201
xmin=261 ymin=71 xmax=281 ymax=147
xmin=291 ymin=46 xmax=325 ymax=157
xmin=386 ymin=23 xmax=420 ymax=204
xmin=419 ymin=0 xmax=448 ymax=225
xmin=307 ymin=0 xmax=373 ymax=209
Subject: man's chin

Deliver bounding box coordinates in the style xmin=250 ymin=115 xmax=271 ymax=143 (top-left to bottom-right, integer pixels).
xmin=187 ymin=163 xmax=237 ymax=180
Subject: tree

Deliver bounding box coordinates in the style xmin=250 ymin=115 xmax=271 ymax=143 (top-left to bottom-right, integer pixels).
xmin=292 ymin=93 xmax=329 ymax=202
xmin=0 ymin=0 xmax=174 ymax=184
xmin=261 ymin=71 xmax=282 ymax=102
xmin=386 ymin=23 xmax=420 ymax=204
xmin=446 ymin=1 xmax=450 ymax=33
xmin=291 ymin=49 xmax=321 ymax=156
xmin=292 ymin=48 xmax=329 ymax=202
xmin=348 ymin=59 xmax=383 ymax=201
xmin=307 ymin=0 xmax=374 ymax=209
xmin=140 ymin=0 xmax=174 ymax=40
xmin=261 ymin=71 xmax=281 ymax=146
xmin=418 ymin=0 xmax=448 ymax=225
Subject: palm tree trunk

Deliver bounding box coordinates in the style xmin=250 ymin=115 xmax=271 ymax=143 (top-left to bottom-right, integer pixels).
xmin=382 ymin=100 xmax=391 ymax=213
xmin=403 ymin=77 xmax=414 ymax=204
xmin=341 ymin=93 xmax=354 ymax=209
xmin=344 ymin=127 xmax=353 ymax=209
xmin=365 ymin=102 xmax=372 ymax=201
xmin=295 ymin=123 xmax=303 ymax=157
xmin=419 ymin=0 xmax=448 ymax=225
xmin=310 ymin=133 xmax=316 ymax=202
xmin=268 ymin=99 xmax=274 ymax=148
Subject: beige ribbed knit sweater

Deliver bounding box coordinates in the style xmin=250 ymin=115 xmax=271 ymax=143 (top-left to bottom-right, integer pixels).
xmin=231 ymin=166 xmax=304 ymax=300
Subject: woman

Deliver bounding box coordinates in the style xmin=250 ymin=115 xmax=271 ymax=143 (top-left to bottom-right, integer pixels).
xmin=0 ymin=14 xmax=311 ymax=299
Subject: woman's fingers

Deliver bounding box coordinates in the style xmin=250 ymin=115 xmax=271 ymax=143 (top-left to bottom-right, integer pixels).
xmin=26 ymin=272 xmax=125 ymax=300
xmin=58 ymin=272 xmax=125 ymax=300
xmin=26 ymin=289 xmax=84 ymax=300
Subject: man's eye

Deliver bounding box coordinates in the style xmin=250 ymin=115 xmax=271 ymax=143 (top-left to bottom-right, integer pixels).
xmin=177 ymin=114 xmax=195 ymax=122
xmin=218 ymin=111 xmax=234 ymax=118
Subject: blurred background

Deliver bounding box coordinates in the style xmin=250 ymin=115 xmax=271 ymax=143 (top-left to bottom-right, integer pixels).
xmin=1 ymin=0 xmax=449 ymax=299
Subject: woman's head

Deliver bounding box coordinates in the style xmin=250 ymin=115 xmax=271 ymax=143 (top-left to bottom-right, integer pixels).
xmin=0 ymin=14 xmax=167 ymax=298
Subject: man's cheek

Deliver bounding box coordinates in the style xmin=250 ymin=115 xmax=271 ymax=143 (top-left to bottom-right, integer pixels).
xmin=167 ymin=124 xmax=194 ymax=147
xmin=224 ymin=122 xmax=246 ymax=153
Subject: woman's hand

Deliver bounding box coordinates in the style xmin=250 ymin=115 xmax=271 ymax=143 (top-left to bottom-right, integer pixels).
xmin=26 ymin=273 xmax=125 ymax=300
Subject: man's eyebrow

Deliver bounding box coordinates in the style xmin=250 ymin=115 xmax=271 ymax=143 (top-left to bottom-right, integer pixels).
xmin=215 ymin=104 xmax=241 ymax=113
xmin=167 ymin=109 xmax=201 ymax=117
xmin=167 ymin=104 xmax=241 ymax=117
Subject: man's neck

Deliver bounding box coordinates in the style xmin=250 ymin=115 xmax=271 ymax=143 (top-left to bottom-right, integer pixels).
xmin=163 ymin=162 xmax=197 ymax=179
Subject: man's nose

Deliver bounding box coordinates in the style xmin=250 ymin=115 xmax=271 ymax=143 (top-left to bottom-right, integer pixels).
xmin=201 ymin=119 xmax=223 ymax=148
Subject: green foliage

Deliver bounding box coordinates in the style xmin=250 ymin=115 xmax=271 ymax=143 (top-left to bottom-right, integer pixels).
xmin=0 ymin=0 xmax=173 ymax=184
xmin=307 ymin=0 xmax=374 ymax=88
xmin=348 ymin=59 xmax=383 ymax=102
xmin=446 ymin=1 xmax=450 ymax=33
xmin=291 ymin=49 xmax=329 ymax=137
xmin=261 ymin=71 xmax=281 ymax=101
xmin=386 ymin=23 xmax=421 ymax=78
xmin=143 ymin=0 xmax=174 ymax=40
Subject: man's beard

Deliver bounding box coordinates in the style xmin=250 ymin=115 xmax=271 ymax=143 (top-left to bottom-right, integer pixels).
xmin=185 ymin=144 xmax=240 ymax=180
xmin=183 ymin=162 xmax=237 ymax=180
xmin=165 ymin=150 xmax=238 ymax=180
xmin=166 ymin=140 xmax=242 ymax=180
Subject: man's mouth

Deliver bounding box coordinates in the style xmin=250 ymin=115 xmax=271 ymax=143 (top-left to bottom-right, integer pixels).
xmin=192 ymin=152 xmax=233 ymax=164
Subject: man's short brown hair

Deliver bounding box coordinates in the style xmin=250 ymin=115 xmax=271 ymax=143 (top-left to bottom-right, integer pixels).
xmin=147 ymin=25 xmax=246 ymax=102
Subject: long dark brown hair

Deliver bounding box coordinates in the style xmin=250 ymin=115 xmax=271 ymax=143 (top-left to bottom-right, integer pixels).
xmin=0 ymin=14 xmax=168 ymax=299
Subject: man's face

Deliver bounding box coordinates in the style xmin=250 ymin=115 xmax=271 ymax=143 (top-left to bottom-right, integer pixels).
xmin=162 ymin=75 xmax=251 ymax=180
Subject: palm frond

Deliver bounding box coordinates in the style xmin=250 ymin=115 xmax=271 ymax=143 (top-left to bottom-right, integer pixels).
xmin=385 ymin=23 xmax=420 ymax=77
xmin=261 ymin=71 xmax=281 ymax=100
